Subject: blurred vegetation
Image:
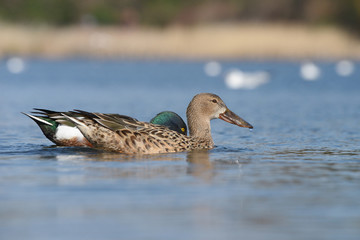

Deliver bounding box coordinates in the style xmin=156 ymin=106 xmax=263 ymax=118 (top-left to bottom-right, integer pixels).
xmin=0 ymin=0 xmax=359 ymax=30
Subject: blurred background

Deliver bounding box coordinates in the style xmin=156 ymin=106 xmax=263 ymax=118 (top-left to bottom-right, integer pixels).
xmin=1 ymin=0 xmax=360 ymax=59
xmin=1 ymin=0 xmax=359 ymax=28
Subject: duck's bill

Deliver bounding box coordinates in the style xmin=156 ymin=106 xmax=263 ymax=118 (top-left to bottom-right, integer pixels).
xmin=219 ymin=109 xmax=253 ymax=129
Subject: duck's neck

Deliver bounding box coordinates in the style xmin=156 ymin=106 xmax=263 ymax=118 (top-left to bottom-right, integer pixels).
xmin=187 ymin=111 xmax=214 ymax=146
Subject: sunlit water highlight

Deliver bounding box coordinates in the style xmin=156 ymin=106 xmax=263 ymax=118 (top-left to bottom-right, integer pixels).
xmin=0 ymin=59 xmax=359 ymax=240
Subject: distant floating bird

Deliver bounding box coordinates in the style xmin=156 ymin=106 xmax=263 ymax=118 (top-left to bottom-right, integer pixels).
xmin=204 ymin=61 xmax=222 ymax=77
xmin=6 ymin=57 xmax=26 ymax=74
xmin=335 ymin=60 xmax=355 ymax=77
xmin=225 ymin=69 xmax=270 ymax=89
xmin=300 ymin=62 xmax=321 ymax=81
xmin=23 ymin=93 xmax=253 ymax=154
xmin=23 ymin=110 xmax=187 ymax=148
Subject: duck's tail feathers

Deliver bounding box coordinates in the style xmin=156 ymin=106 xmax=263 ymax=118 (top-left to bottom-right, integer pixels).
xmin=22 ymin=112 xmax=58 ymax=143
xmin=22 ymin=112 xmax=53 ymax=126
xmin=32 ymin=108 xmax=59 ymax=115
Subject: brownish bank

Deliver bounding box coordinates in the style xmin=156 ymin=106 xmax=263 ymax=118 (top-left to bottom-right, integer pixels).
xmin=1 ymin=23 xmax=360 ymax=59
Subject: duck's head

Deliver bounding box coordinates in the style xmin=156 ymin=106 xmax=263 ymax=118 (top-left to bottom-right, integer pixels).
xmin=150 ymin=111 xmax=187 ymax=135
xmin=187 ymin=93 xmax=253 ymax=129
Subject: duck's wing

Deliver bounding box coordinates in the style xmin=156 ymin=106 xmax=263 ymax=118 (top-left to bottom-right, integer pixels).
xmin=63 ymin=109 xmax=191 ymax=154
xmin=72 ymin=110 xmax=145 ymax=132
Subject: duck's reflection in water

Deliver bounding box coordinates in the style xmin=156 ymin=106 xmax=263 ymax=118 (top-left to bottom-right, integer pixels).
xmin=50 ymin=148 xmax=215 ymax=183
xmin=186 ymin=150 xmax=214 ymax=181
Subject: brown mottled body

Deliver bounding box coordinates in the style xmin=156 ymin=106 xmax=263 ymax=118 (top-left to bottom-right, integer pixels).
xmin=23 ymin=109 xmax=187 ymax=149
xmin=76 ymin=118 xmax=212 ymax=154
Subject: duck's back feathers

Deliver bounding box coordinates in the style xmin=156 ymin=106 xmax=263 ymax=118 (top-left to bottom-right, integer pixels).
xmin=23 ymin=109 xmax=188 ymax=150
xmin=63 ymin=110 xmax=208 ymax=154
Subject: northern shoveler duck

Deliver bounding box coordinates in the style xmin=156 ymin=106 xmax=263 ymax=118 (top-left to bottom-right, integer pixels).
xmin=23 ymin=110 xmax=187 ymax=147
xmin=47 ymin=93 xmax=253 ymax=154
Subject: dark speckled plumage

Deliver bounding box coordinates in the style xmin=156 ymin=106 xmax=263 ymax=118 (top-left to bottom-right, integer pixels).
xmin=64 ymin=111 xmax=201 ymax=154
xmin=23 ymin=109 xmax=187 ymax=147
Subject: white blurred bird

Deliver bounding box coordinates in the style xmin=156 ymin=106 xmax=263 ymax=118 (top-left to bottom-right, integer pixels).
xmin=225 ymin=69 xmax=270 ymax=90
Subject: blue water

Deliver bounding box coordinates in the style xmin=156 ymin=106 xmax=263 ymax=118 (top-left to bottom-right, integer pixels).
xmin=1 ymin=59 xmax=360 ymax=240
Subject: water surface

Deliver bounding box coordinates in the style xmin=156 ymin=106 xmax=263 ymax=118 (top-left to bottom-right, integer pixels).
xmin=1 ymin=59 xmax=359 ymax=240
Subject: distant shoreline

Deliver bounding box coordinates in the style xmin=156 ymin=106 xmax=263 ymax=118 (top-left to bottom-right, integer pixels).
xmin=1 ymin=23 xmax=360 ymax=60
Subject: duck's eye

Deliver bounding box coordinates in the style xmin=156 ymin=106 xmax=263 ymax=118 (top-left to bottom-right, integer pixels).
xmin=211 ymin=99 xmax=218 ymax=103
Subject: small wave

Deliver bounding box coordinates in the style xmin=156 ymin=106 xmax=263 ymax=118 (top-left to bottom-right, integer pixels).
xmin=211 ymin=146 xmax=252 ymax=153
xmin=0 ymin=144 xmax=99 ymax=158
xmin=272 ymin=148 xmax=360 ymax=157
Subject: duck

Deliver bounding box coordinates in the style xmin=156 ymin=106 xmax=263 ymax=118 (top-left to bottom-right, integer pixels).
xmin=23 ymin=109 xmax=187 ymax=147
xmin=57 ymin=93 xmax=253 ymax=154
xmin=150 ymin=111 xmax=187 ymax=135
